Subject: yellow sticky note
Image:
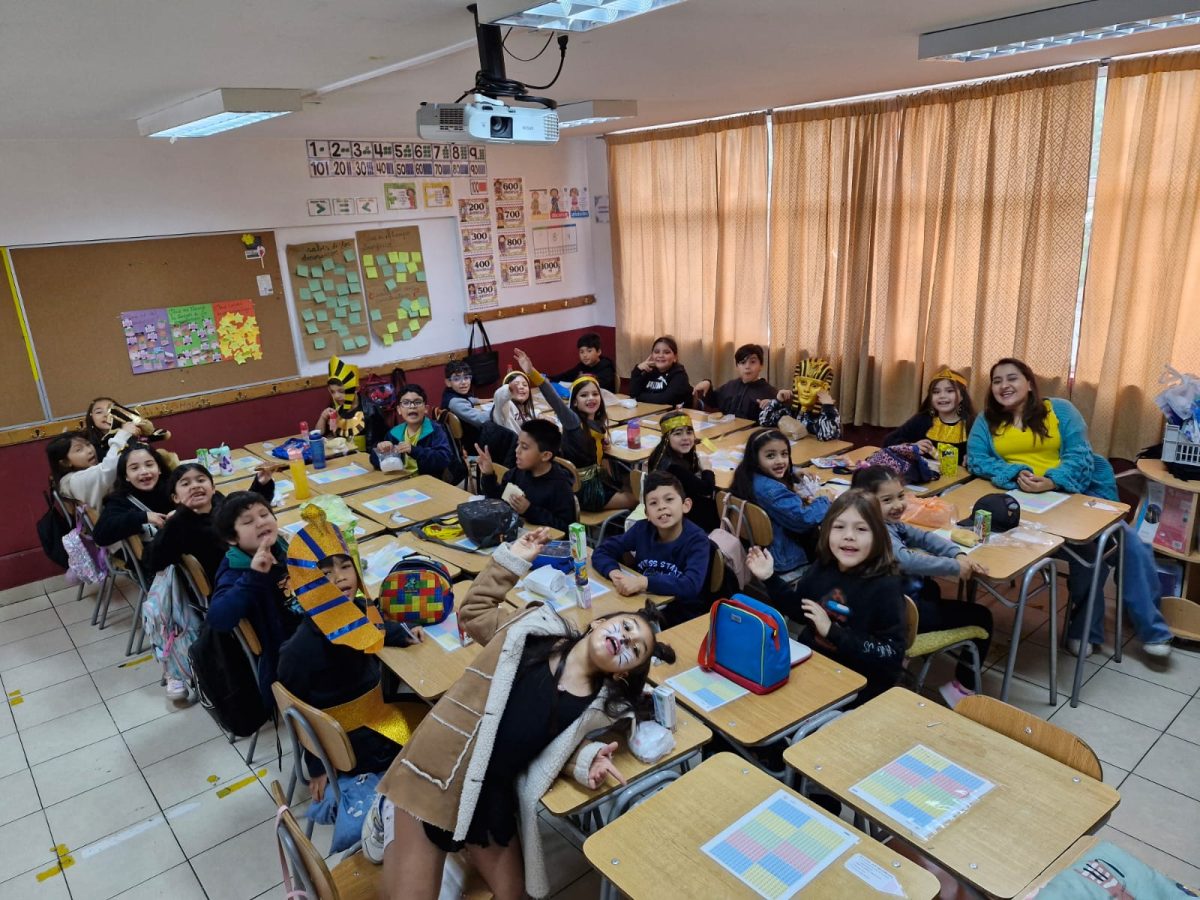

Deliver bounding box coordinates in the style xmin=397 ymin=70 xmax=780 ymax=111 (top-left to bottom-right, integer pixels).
xmin=397 ymin=251 xmax=410 ymax=263
xmin=365 ymin=267 xmax=378 ymax=279
xmin=383 ymin=333 xmax=394 ymax=346
xmin=410 ymin=319 xmax=422 ymax=333
xmin=397 ymin=308 xmax=409 ymax=319
xmin=387 ymin=251 xmax=400 ymax=263
xmin=397 ymin=273 xmax=407 ymax=283
xmin=387 ymin=321 xmax=398 ymax=334
xmin=406 ymin=262 xmax=418 ymax=273
xmin=411 ymin=251 xmax=422 ymax=263
xmin=363 ymin=254 xmax=374 ymax=266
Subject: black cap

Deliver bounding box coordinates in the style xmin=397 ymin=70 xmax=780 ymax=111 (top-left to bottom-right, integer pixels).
xmin=957 ymin=493 xmax=1021 ymax=532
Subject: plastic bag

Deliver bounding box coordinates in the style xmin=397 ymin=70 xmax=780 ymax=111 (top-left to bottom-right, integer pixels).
xmin=900 ymin=496 xmax=955 ymax=529
xmin=629 ymin=721 xmax=676 ymax=763
xmin=1154 ymin=365 xmax=1200 ymax=425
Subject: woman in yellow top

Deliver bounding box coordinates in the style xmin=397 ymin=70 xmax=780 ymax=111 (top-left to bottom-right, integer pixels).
xmin=967 ymin=358 xmax=1172 ymax=658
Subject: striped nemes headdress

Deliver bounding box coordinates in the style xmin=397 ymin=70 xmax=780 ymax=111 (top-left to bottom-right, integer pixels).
xmin=327 ymin=356 xmax=360 ymax=415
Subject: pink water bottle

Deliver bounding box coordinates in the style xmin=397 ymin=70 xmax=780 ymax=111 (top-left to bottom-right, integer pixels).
xmin=299 ymin=420 xmax=309 ymax=441
xmin=627 ymin=418 xmax=641 ymax=450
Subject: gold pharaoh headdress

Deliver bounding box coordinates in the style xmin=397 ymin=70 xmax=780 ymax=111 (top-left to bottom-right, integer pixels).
xmin=327 ymin=356 xmax=359 ymax=415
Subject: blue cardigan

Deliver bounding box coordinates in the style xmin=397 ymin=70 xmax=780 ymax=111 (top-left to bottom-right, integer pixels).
xmin=750 ymin=473 xmax=831 ymax=574
xmin=966 ymin=398 xmax=1117 ymax=501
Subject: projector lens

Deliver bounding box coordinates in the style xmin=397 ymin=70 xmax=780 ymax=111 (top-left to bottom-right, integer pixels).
xmin=490 ymin=115 xmax=514 ymax=139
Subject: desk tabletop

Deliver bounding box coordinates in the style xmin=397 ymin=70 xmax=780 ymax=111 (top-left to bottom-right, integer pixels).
xmin=274 ymin=503 xmax=386 ymax=543
xmin=377 ymin=579 xmax=480 ymax=700
xmin=784 ymin=687 xmax=1119 ymax=898
xmin=192 ymin=449 xmax=264 ymax=485
xmin=505 ymin=558 xmax=673 ymax=630
xmin=944 ymin=478 xmax=1129 ymax=543
xmin=346 ymin=475 xmax=473 ymax=530
xmin=244 ymin=436 xmax=357 ymax=463
xmin=697 ymin=430 xmax=753 ymax=490
xmin=357 ymin=533 xmax=463 ymax=598
xmin=791 ymin=436 xmax=854 ymax=467
xmin=541 ymin=709 xmax=712 ymax=817
xmin=647 ymin=615 xmax=866 ymax=746
xmin=583 ymin=752 xmax=940 ymax=900
xmin=304 ymin=454 xmax=404 ymax=496
xmin=643 ymin=407 xmax=758 ymax=441
xmin=605 ymin=398 xmax=673 ymax=424
xmin=606 ymin=423 xmax=661 ymax=464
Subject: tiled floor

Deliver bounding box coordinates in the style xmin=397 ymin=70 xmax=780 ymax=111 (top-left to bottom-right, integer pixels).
xmin=1 ymin=574 xmax=1198 ymax=899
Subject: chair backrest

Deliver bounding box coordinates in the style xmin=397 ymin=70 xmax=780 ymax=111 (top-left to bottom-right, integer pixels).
xmin=956 ymin=694 xmax=1103 ymax=781
xmin=491 ymin=462 xmax=509 ymax=484
xmin=707 ymin=543 xmax=726 ymax=594
xmin=632 ymin=468 xmax=645 ymax=502
xmin=271 ymin=681 xmax=357 ymax=774
xmin=553 ymin=457 xmax=583 ymax=492
xmin=903 ymin=595 xmax=918 ymax=650
xmin=238 ymin=618 xmax=263 ymax=657
xmin=441 ymin=409 xmax=464 ymax=441
xmin=716 ymin=491 xmax=774 ymax=547
xmin=180 ymin=554 xmax=211 ymax=603
xmin=270 ymin=780 xmax=340 ymax=900
xmin=126 ymin=533 xmax=144 ymax=560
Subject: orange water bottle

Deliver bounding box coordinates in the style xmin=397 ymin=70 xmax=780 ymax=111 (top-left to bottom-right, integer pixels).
xmin=287 ymin=446 xmax=310 ymax=500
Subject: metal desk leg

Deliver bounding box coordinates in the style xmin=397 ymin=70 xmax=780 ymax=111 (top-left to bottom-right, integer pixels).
xmin=1048 ymin=561 xmax=1059 ymax=706
xmin=999 ymin=559 xmax=1049 ymax=704
xmin=1070 ymin=524 xmax=1120 ymax=708
xmin=1113 ymin=525 xmax=1124 ymax=664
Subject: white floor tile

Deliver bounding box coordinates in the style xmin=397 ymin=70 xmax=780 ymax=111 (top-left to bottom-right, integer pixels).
xmin=41 ymin=574 xmax=74 ymax=594
xmin=111 ymin=862 xmax=207 ymax=900
xmin=1048 ymin=701 xmax=1161 ymax=771
xmin=31 ymin=734 xmax=138 ymax=807
xmin=0 ymin=862 xmax=71 ymax=900
xmin=0 ymin=595 xmax=51 ymax=624
xmin=0 ymin=581 xmax=48 ymax=607
xmin=0 ymin=811 xmax=54 ymax=884
xmin=67 ymin=605 xmax=135 ymax=648
xmin=1103 ymin=645 xmax=1200 ymax=694
xmin=63 ymin=814 xmax=185 ymax=900
xmin=0 ymin=735 xmax=25 ymax=780
xmin=20 ymin=703 xmax=117 ymax=766
xmin=165 ymin=772 xmax=275 ymax=857
xmin=123 ymin=703 xmax=221 ymax=768
xmin=90 ymin=651 xmax=162 ymax=700
xmin=105 ymin=681 xmax=182 ymax=732
xmin=0 ymin=769 xmax=42 ymax=828
xmin=0 ymin=649 xmax=86 ymax=696
xmin=142 ymin=735 xmax=255 ymax=809
xmin=1082 ymin=666 xmax=1192 ymax=730
xmin=288 ymin=798 xmax=335 ymax=859
xmin=0 ymin=702 xmax=12 ymax=738
xmin=46 ymin=583 xmax=100 ymax=607
xmin=1101 ymin=762 xmax=1129 ymax=789
xmin=0 ymin=628 xmax=73 ymax=674
xmin=993 ymin=639 xmax=1100 ymax=694
xmin=191 ymin=818 xmax=283 ymax=900
xmin=77 ymin=631 xmax=138 ymax=674
xmin=1095 ymin=825 xmax=1200 ymax=891
xmin=1168 ymin=694 xmax=1200 ymax=746
xmin=978 ymin=669 xmax=1065 ymax=718
xmin=1109 ymin=774 xmax=1200 ymax=869
xmin=553 ymin=870 xmax=603 ymax=900
xmin=1133 ymin=733 xmax=1200 ymax=802
xmin=44 ymin=771 xmax=159 ymax=853
xmin=55 ymin=592 xmax=126 ymax=627
xmin=0 ymin=609 xmax=63 ymax=649
xmin=11 ymin=675 xmax=101 ymax=731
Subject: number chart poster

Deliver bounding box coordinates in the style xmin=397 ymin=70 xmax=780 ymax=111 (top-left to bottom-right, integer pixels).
xmin=307 ymin=139 xmax=487 ymax=179
xmin=356 ymin=226 xmax=432 ymax=347
xmin=285 ymin=239 xmax=372 ymax=362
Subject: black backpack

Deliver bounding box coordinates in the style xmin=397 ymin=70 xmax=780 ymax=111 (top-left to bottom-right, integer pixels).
xmin=36 ymin=489 xmax=70 ymax=570
xmin=189 ymin=624 xmax=270 ymax=738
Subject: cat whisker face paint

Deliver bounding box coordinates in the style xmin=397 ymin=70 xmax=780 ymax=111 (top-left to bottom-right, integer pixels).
xmin=588 ymin=616 xmax=653 ymax=673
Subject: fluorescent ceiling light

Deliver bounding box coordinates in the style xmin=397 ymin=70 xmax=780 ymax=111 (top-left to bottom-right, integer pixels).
xmin=138 ymin=88 xmax=303 ymax=138
xmin=477 ymin=0 xmax=687 ymax=33
xmin=920 ymin=0 xmax=1200 ymax=61
xmin=557 ymin=99 xmax=638 ymax=128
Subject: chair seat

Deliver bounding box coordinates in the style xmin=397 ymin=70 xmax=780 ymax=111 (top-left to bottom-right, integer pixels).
xmin=330 ymin=850 xmax=381 ymax=900
xmin=908 ymin=626 xmax=989 ymax=659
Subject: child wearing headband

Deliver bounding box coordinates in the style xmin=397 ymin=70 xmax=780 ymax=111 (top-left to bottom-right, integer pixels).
xmin=646 ymin=410 xmax=719 ymax=532
xmin=883 ymin=366 xmax=976 ymax=461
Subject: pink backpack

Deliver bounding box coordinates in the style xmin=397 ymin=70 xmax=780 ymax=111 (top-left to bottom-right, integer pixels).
xmin=62 ymin=507 xmax=108 ymax=584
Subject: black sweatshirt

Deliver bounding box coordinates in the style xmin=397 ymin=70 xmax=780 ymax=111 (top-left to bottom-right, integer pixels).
xmin=774 ymin=563 xmax=907 ymax=705
xmin=548 ymin=357 xmax=618 ymax=393
xmin=480 ymin=462 xmax=577 ymax=533
xmin=699 ymin=377 xmax=778 ymax=421
xmin=92 ymin=485 xmax=175 ymax=546
xmin=883 ymin=412 xmax=970 ymax=460
xmin=629 ymin=363 xmax=692 ymax=406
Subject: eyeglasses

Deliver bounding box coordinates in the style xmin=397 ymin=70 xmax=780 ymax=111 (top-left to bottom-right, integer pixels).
xmin=449 ymin=374 xmax=472 ymax=383
xmin=399 ymin=399 xmax=425 ymax=409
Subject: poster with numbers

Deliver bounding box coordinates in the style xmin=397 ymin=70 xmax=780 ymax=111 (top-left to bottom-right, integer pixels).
xmin=306 ymin=139 xmax=486 ymax=179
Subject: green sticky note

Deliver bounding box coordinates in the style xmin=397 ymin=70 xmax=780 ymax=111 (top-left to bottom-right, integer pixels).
xmin=387 ymin=321 xmax=398 ymax=334
xmin=346 ymin=270 xmax=359 ymax=283
xmin=370 ymin=308 xmax=383 ymax=321
xmin=365 ymin=267 xmax=378 ymax=279
xmin=308 ymin=279 xmax=321 ymax=291
xmin=402 ymin=328 xmax=412 ymax=340
xmin=418 ymin=295 xmax=429 ymax=309
xmin=398 ymin=273 xmax=408 ymax=283
xmin=411 ymin=251 xmax=422 ymax=263
xmin=383 ymin=333 xmax=394 ymax=346
xmin=343 ymin=248 xmax=356 ymax=263
xmin=385 ymin=279 xmax=396 ymax=291
xmin=296 ymin=264 xmax=310 ymax=278
xmin=406 ymin=262 xmax=419 ymax=273
xmin=334 ymin=266 xmax=346 ymax=276
xmin=349 ymin=300 xmax=362 ymax=312
xmin=299 ymin=288 xmax=312 ymax=301
xmin=350 ymin=284 xmax=362 ymax=294
xmin=313 ymin=291 xmax=327 ymax=303
xmin=416 ymin=272 xmax=427 ymax=282
xmin=316 ymin=310 xmax=329 ymax=322
xmin=322 ymin=258 xmax=334 ymax=271
xmin=363 ymin=254 xmax=374 ymax=266
xmin=301 ymin=309 xmax=315 ymax=321
xmin=336 ymin=284 xmax=350 ymax=297
xmin=342 ymin=337 xmax=356 ymax=351
xmin=354 ymin=335 xmax=368 ymax=348
xmin=349 ymin=313 xmax=361 ymax=325
xmin=381 ymin=264 xmax=394 ymax=277
xmin=314 ymin=337 xmax=326 ymax=350
xmin=305 ymin=322 xmax=318 ymax=334
xmin=322 ymin=278 xmax=334 ymax=291
xmin=400 ymin=298 xmax=411 ymax=311
xmin=334 ymin=307 xmax=347 ymax=318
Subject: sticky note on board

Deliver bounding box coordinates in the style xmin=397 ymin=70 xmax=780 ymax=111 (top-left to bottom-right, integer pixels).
xmin=397 ymin=308 xmax=409 ymax=320
xmin=363 ymin=254 xmax=374 ymax=267
xmin=343 ymin=248 xmax=356 ymax=262
xmin=383 ymin=333 xmax=394 ymax=346
xmin=336 ymin=284 xmax=350 ymax=296
xmin=400 ymin=298 xmax=412 ymax=312
xmin=313 ymin=337 xmax=326 ymax=350
xmin=334 ymin=266 xmax=346 ymax=276
xmin=346 ymin=270 xmax=359 ymax=283
xmin=316 ymin=310 xmax=329 ymax=322
xmin=398 ymin=273 xmax=408 ymax=283
xmin=418 ymin=296 xmax=430 ymax=310
xmin=387 ymin=321 xmax=398 ymax=334
xmin=406 ymin=262 xmax=419 ymax=273
xmin=370 ymin=308 xmax=382 ymax=321
xmin=382 ymin=264 xmax=394 ymax=277
xmin=402 ymin=328 xmax=412 ymax=340
xmin=349 ymin=301 xmax=362 ymax=312
xmin=410 ymin=319 xmax=422 ymax=333
xmin=342 ymin=337 xmax=356 ymax=351
xmin=296 ymin=264 xmax=310 ymax=277
xmin=365 ymin=267 xmax=378 ymax=279
xmin=299 ymin=288 xmax=312 ymax=301
xmin=349 ymin=313 xmax=361 ymax=325
xmin=416 ymin=272 xmax=427 ymax=282
xmin=385 ymin=279 xmax=397 ymax=291
xmin=308 ymin=279 xmax=321 ymax=291
xmin=412 ymin=252 xmax=422 ymax=263
xmin=314 ymin=291 xmax=327 ymax=303
xmin=322 ymin=258 xmax=334 ymax=271
xmin=322 ymin=279 xmax=334 ymax=291
xmin=301 ymin=309 xmax=314 ymax=321
xmin=354 ymin=335 xmax=368 ymax=348
xmin=305 ymin=322 xmax=318 ymax=334
xmin=350 ymin=284 xmax=362 ymax=294
xmin=334 ymin=307 xmax=347 ymax=318
xmin=388 ymin=252 xmax=400 ymax=263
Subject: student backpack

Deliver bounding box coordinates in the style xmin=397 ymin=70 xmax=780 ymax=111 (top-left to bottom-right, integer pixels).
xmin=141 ymin=566 xmax=204 ymax=685
xmin=37 ymin=490 xmax=72 ymax=570
xmin=61 ymin=506 xmax=109 ymax=585
xmin=698 ymin=594 xmax=791 ymax=694
xmin=189 ymin=624 xmax=270 ymax=737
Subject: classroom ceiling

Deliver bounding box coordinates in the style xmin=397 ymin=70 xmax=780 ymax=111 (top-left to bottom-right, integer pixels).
xmin=4 ymin=0 xmax=1200 ymax=141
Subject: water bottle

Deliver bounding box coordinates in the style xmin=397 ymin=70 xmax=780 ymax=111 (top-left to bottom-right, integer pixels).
xmin=626 ymin=418 xmax=641 ymax=450
xmin=299 ymin=420 xmax=309 ymax=442
xmin=309 ymin=431 xmax=326 ymax=469
xmin=287 ymin=446 xmax=310 ymax=500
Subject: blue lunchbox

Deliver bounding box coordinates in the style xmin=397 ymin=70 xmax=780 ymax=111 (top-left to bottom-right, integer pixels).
xmin=698 ymin=593 xmax=792 ymax=694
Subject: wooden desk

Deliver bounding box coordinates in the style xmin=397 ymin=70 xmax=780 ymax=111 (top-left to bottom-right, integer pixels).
xmin=244 ymin=436 xmax=356 ymax=463
xmin=392 ymin=528 xmax=565 ymax=578
xmin=944 ymin=477 xmax=1129 ymax=544
xmin=643 ymin=407 xmax=757 ymax=441
xmin=275 ymin=504 xmax=386 ymax=543
xmin=605 ymin=398 xmax=672 ymax=425
xmin=188 ymin=448 xmax=263 ymax=485
xmin=583 ymin=752 xmax=940 ymax=900
xmin=347 ymin=475 xmax=473 ymax=530
xmin=378 ymin=579 xmax=480 ymax=701
xmin=505 ymin=557 xmax=673 ymax=630
xmin=304 ymin=454 xmax=404 ymax=496
xmin=606 ymin=423 xmax=661 ymax=465
xmin=1014 ymin=835 xmax=1101 ymax=898
xmin=696 ymin=430 xmax=753 ymax=490
xmin=541 ymin=709 xmax=712 ymax=818
xmin=358 ymin=533 xmax=463 ymax=598
xmin=648 ymin=615 xmax=865 ymax=750
xmin=790 ymin=436 xmax=854 ymax=467
xmin=784 ymin=687 xmax=1119 ymax=899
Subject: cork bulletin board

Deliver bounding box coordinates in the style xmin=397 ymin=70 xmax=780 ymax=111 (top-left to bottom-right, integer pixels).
xmin=285 ymin=238 xmax=372 ymax=362
xmin=0 ymin=253 xmax=44 ymax=428
xmin=355 ymin=225 xmax=431 ymax=348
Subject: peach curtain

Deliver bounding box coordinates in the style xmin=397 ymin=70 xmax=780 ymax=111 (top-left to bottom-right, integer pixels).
xmin=1073 ymin=52 xmax=1200 ymax=459
xmin=768 ymin=65 xmax=1098 ymax=425
xmin=606 ymin=114 xmax=769 ymax=385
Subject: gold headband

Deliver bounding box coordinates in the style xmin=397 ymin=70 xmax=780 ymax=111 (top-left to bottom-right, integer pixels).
xmin=570 ymin=374 xmax=599 ymax=393
xmin=503 ymin=370 xmax=527 ymax=386
xmin=930 ymin=366 xmax=967 ymax=387
xmin=659 ymin=411 xmax=693 ymax=434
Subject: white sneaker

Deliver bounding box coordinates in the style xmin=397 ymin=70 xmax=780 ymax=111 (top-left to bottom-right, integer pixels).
xmin=165 ymin=678 xmax=188 ymax=700
xmin=1065 ymin=639 xmax=1094 ymax=659
xmin=1143 ymin=640 xmax=1172 ymax=659
xmin=361 ymin=793 xmax=387 ymax=865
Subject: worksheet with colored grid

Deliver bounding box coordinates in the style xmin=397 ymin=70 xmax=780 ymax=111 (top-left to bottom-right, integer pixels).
xmin=362 ymin=489 xmax=431 ymax=514
xmin=849 ymin=744 xmax=994 ymax=841
xmin=309 ymin=463 xmax=370 ymax=484
xmin=424 ymin=612 xmax=471 ymax=652
xmin=664 ymin=666 xmax=748 ymax=711
xmin=702 ymin=790 xmax=858 ymax=899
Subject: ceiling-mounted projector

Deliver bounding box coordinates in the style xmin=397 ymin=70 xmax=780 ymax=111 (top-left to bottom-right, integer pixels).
xmin=418 ymin=95 xmax=560 ymax=144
